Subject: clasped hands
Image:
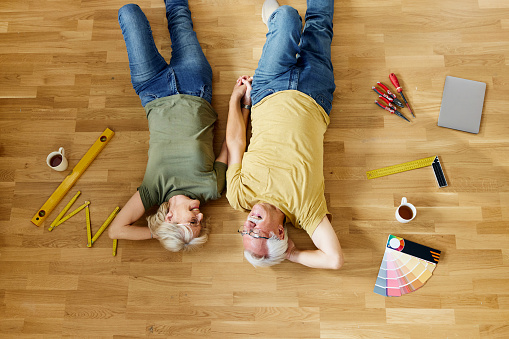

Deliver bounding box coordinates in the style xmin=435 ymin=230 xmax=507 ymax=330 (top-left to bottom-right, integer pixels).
xmin=230 ymin=75 xmax=253 ymax=107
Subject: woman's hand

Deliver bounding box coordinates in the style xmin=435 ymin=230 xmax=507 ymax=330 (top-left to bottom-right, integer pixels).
xmin=231 ymin=80 xmax=247 ymax=103
xmin=230 ymin=75 xmax=253 ymax=105
xmin=238 ymin=75 xmax=253 ymax=106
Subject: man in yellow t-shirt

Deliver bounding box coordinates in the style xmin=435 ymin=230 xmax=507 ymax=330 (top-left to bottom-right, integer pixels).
xmin=225 ymin=0 xmax=344 ymax=269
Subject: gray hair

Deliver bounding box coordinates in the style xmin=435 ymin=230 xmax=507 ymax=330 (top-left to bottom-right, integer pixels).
xmin=147 ymin=202 xmax=209 ymax=252
xmin=244 ymin=228 xmax=288 ymax=267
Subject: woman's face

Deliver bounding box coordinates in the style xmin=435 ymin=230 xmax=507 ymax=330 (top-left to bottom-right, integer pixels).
xmin=165 ymin=195 xmax=203 ymax=237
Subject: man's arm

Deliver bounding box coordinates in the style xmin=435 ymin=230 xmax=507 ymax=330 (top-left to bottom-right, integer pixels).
xmin=108 ymin=191 xmax=153 ymax=240
xmin=226 ymin=76 xmax=252 ymax=166
xmin=237 ymin=75 xmax=252 ymax=130
xmin=286 ymin=216 xmax=344 ymax=269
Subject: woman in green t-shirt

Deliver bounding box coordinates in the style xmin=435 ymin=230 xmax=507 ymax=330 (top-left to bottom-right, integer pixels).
xmin=107 ymin=1 xmax=228 ymax=251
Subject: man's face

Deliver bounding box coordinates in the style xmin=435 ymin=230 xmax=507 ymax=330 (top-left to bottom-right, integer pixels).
xmin=165 ymin=195 xmax=203 ymax=238
xmin=241 ymin=203 xmax=284 ymax=256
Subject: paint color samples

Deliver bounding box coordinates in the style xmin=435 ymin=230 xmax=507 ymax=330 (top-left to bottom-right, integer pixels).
xmin=374 ymin=235 xmax=441 ymax=297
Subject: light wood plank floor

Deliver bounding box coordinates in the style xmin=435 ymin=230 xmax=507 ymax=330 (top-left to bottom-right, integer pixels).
xmin=1 ymin=0 xmax=509 ymax=337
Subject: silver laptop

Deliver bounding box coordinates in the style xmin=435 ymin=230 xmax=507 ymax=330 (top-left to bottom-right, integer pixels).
xmin=437 ymin=76 xmax=486 ymax=134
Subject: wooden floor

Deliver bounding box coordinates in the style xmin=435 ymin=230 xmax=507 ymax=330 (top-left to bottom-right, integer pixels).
xmin=1 ymin=0 xmax=509 ymax=337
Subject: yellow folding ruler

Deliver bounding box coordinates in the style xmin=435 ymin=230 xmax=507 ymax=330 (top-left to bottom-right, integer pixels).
xmin=31 ymin=128 xmax=115 ymax=226
xmin=366 ymin=155 xmax=447 ymax=188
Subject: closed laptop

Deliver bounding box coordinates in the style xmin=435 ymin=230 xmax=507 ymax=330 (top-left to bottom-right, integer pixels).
xmin=437 ymin=76 xmax=486 ymax=134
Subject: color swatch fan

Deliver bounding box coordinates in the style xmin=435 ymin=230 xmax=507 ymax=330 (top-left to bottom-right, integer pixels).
xmin=374 ymin=235 xmax=441 ymax=297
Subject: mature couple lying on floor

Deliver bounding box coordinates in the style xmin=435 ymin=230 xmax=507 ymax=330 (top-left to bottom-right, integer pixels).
xmin=108 ymin=0 xmax=344 ymax=270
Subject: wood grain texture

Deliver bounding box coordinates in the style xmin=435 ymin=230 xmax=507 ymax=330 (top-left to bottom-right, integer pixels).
xmin=1 ymin=0 xmax=509 ymax=337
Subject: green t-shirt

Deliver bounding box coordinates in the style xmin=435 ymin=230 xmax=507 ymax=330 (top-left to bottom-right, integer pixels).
xmin=138 ymin=94 xmax=226 ymax=210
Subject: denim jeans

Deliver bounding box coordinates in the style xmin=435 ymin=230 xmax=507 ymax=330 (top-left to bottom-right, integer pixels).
xmin=118 ymin=1 xmax=212 ymax=107
xmin=251 ymin=0 xmax=335 ymax=114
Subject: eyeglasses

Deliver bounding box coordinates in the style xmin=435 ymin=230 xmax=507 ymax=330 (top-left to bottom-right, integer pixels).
xmin=237 ymin=225 xmax=271 ymax=240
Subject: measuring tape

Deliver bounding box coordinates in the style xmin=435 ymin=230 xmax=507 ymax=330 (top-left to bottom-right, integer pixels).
xmin=52 ymin=200 xmax=90 ymax=228
xmin=91 ymin=206 xmax=120 ymax=244
xmin=86 ymin=203 xmax=92 ymax=247
xmin=31 ymin=128 xmax=115 ymax=226
xmin=48 ymin=190 xmax=81 ymax=231
xmin=113 ymin=239 xmax=118 ymax=256
xmin=366 ymin=155 xmax=447 ymax=188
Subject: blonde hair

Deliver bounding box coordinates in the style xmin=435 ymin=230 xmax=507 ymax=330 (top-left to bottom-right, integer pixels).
xmin=244 ymin=228 xmax=288 ymax=267
xmin=147 ymin=202 xmax=209 ymax=252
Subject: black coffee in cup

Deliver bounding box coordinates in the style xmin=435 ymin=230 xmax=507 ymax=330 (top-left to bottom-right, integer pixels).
xmin=50 ymin=154 xmax=63 ymax=167
xmin=398 ymin=205 xmax=413 ymax=220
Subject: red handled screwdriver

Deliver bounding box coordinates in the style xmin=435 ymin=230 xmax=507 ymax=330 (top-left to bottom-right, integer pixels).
xmin=375 ymin=97 xmax=410 ymax=122
xmin=389 ymin=73 xmax=415 ymax=117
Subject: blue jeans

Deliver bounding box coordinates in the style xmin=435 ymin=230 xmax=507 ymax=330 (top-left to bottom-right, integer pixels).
xmin=118 ymin=1 xmax=212 ymax=107
xmin=251 ymin=0 xmax=335 ymax=114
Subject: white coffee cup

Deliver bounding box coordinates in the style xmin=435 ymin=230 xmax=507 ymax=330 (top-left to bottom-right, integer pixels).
xmin=46 ymin=147 xmax=68 ymax=171
xmin=395 ymin=197 xmax=416 ymax=223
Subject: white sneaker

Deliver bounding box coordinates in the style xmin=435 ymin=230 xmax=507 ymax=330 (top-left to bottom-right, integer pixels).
xmin=262 ymin=0 xmax=280 ymax=25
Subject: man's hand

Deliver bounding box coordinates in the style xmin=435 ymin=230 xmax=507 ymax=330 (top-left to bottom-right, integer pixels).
xmin=285 ymin=236 xmax=297 ymax=260
xmin=285 ymin=216 xmax=344 ymax=270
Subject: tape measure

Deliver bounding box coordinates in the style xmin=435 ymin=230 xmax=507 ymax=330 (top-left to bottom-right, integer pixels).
xmin=91 ymin=206 xmax=120 ymax=244
xmin=48 ymin=190 xmax=81 ymax=231
xmin=31 ymin=128 xmax=115 ymax=226
xmin=366 ymin=155 xmax=447 ymax=188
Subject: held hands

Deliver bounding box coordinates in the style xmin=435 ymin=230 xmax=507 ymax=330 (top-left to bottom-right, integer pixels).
xmin=226 ymin=76 xmax=251 ymax=166
xmin=231 ymin=75 xmax=253 ymax=106
xmin=240 ymin=75 xmax=253 ymax=106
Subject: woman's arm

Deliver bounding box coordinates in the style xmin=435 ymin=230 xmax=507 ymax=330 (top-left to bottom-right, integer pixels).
xmin=108 ymin=191 xmax=153 ymax=240
xmin=286 ymin=216 xmax=344 ymax=269
xmin=215 ymin=139 xmax=228 ymax=164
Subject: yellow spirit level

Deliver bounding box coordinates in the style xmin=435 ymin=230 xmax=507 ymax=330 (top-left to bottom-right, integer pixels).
xmin=31 ymin=128 xmax=114 ymax=226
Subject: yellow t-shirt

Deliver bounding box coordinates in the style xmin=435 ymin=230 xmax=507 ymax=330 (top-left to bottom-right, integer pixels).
xmin=226 ymin=90 xmax=330 ymax=236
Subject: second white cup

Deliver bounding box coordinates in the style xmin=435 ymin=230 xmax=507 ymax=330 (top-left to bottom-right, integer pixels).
xmin=395 ymin=197 xmax=416 ymax=223
xmin=46 ymin=147 xmax=68 ymax=171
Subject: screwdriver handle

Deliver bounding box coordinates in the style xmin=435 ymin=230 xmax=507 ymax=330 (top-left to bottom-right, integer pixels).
xmin=389 ymin=73 xmax=402 ymax=93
